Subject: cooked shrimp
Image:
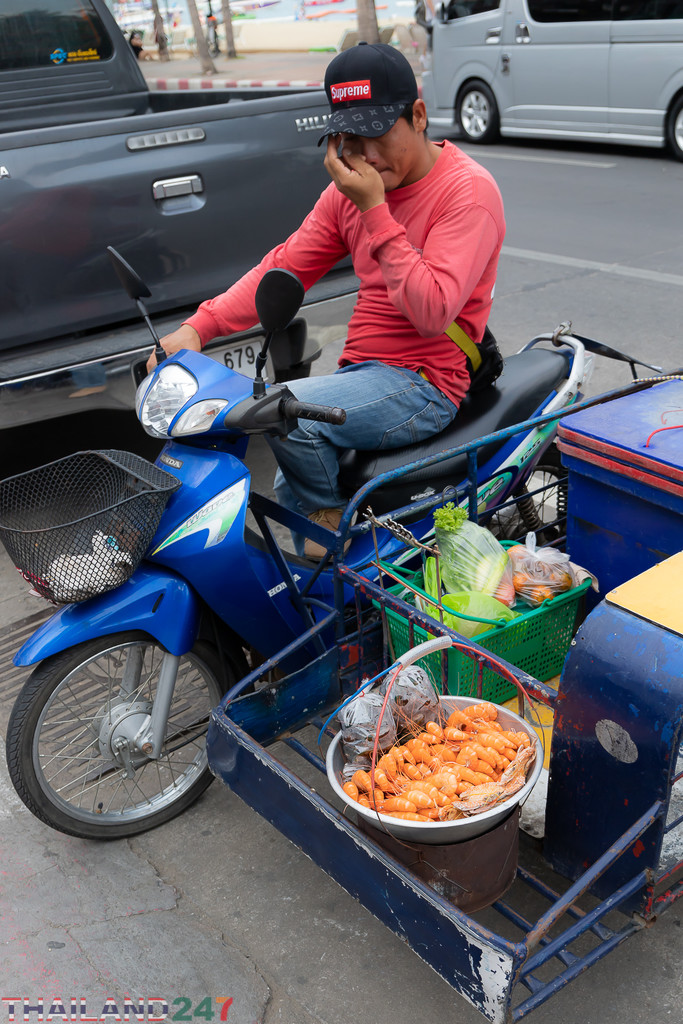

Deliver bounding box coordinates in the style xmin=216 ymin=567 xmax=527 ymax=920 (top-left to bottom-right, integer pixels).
xmin=352 ymin=769 xmax=372 ymax=793
xmin=382 ymin=797 xmax=418 ymax=814
xmin=342 ymin=781 xmax=359 ymax=801
xmin=403 ymin=789 xmax=437 ymax=809
xmin=377 ymin=752 xmax=398 ymax=779
xmin=425 ymin=721 xmax=445 ymax=741
xmin=463 ymin=701 xmax=498 ymax=721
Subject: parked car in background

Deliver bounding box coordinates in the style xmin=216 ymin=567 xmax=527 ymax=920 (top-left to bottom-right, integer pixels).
xmin=421 ymin=0 xmax=683 ymax=160
xmin=0 ymin=0 xmax=352 ymax=433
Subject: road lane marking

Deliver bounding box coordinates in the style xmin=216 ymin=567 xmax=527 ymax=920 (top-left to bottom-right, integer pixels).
xmin=502 ymin=246 xmax=683 ymax=287
xmin=459 ymin=148 xmax=616 ymax=168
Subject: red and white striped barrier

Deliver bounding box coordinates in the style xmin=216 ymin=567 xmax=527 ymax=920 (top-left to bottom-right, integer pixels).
xmin=149 ymin=77 xmax=323 ymax=90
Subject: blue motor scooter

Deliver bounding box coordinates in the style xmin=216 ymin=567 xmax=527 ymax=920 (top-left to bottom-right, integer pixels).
xmin=2 ymin=248 xmax=655 ymax=839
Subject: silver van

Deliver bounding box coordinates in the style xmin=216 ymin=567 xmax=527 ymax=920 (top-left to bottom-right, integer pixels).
xmin=421 ymin=0 xmax=683 ymax=159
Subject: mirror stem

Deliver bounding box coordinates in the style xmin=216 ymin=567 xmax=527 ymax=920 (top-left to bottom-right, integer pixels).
xmin=136 ymin=298 xmax=166 ymax=364
xmin=252 ymin=331 xmax=272 ymax=398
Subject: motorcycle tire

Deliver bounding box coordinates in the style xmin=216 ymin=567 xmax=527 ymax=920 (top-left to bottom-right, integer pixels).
xmin=6 ymin=632 xmax=229 ymax=840
xmin=487 ymin=441 xmax=567 ymax=543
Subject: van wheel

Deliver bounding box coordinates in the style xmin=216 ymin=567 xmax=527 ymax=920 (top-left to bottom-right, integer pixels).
xmin=457 ymin=82 xmax=500 ymax=144
xmin=666 ymin=95 xmax=683 ymax=161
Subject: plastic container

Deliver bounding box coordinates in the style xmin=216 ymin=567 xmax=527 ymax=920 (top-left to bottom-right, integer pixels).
xmin=326 ymin=691 xmax=543 ymax=845
xmin=376 ymin=555 xmax=590 ymax=702
xmin=558 ymin=380 xmax=683 ymax=605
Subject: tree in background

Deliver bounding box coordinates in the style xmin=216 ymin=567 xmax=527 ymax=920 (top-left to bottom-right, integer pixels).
xmin=356 ymin=0 xmax=380 ymax=42
xmin=150 ymin=0 xmax=169 ymax=61
xmin=220 ymin=0 xmax=238 ymax=59
xmin=186 ymin=0 xmax=218 ymax=74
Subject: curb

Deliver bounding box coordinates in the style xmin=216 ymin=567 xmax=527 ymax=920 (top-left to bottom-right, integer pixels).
xmin=149 ymin=77 xmax=323 ymax=89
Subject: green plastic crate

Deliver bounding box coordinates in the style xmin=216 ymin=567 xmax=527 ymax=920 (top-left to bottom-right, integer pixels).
xmin=376 ymin=560 xmax=590 ymax=703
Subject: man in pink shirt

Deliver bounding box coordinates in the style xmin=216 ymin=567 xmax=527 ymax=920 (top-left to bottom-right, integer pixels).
xmin=151 ymin=43 xmax=505 ymax=558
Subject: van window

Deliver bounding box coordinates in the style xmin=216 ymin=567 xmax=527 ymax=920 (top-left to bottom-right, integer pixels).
xmin=526 ymin=0 xmax=611 ymax=20
xmin=0 ymin=0 xmax=114 ymax=70
xmin=444 ymin=0 xmax=500 ymax=19
xmin=613 ymin=0 xmax=683 ymax=16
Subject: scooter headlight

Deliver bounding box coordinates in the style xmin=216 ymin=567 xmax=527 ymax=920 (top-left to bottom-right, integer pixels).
xmin=137 ymin=364 xmax=198 ymax=438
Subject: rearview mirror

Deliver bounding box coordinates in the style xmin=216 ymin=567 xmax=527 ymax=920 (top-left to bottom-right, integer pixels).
xmin=106 ymin=245 xmax=152 ymax=301
xmin=255 ymin=269 xmax=304 ymax=333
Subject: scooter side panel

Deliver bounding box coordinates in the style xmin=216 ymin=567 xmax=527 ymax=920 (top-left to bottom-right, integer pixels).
xmin=147 ymin=444 xmax=322 ymax=658
xmin=14 ymin=564 xmax=200 ymax=666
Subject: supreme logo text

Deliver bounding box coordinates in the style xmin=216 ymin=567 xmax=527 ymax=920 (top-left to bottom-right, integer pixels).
xmin=330 ymin=80 xmax=371 ymax=103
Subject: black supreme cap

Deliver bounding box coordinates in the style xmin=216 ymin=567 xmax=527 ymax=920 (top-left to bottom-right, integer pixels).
xmin=318 ymin=42 xmax=418 ymax=145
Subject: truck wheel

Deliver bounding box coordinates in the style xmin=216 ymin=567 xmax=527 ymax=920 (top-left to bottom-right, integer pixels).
xmin=6 ymin=634 xmax=228 ymax=840
xmin=666 ymin=95 xmax=683 ymax=162
xmin=457 ymin=82 xmax=500 ymax=144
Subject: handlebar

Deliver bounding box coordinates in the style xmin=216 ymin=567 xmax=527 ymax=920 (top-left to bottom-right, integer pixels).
xmin=279 ymin=396 xmax=347 ymax=426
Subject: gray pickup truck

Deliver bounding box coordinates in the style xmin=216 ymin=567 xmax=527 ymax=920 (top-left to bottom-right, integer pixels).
xmin=0 ymin=0 xmax=356 ymax=432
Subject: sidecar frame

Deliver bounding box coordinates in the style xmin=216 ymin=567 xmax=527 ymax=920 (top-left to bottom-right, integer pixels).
xmin=206 ymin=376 xmax=683 ymax=1023
xmin=207 ymin=568 xmax=678 ymax=1023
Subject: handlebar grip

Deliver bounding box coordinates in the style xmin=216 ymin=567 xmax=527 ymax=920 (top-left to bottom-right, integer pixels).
xmin=280 ymin=397 xmax=347 ymax=425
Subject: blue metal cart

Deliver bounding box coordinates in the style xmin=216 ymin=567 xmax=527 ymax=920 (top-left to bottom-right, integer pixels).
xmin=206 ymin=379 xmax=683 ymax=1023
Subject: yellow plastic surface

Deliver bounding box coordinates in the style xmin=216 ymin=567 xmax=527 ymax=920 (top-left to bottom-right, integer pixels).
xmin=503 ymin=680 xmax=556 ymax=770
xmin=606 ymin=551 xmax=683 ymax=638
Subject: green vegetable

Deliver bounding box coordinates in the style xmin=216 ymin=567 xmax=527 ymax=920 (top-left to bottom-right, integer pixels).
xmin=434 ymin=505 xmax=511 ymax=598
xmin=433 ymin=502 xmax=468 ymax=533
xmin=471 ymin=549 xmax=509 ymax=593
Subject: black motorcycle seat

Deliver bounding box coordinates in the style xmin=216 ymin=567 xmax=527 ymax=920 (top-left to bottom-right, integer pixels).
xmin=338 ymin=348 xmax=571 ymax=513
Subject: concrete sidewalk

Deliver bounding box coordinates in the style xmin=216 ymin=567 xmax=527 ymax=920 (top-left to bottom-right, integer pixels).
xmin=138 ymin=47 xmax=423 ymax=89
xmin=140 ymin=51 xmax=331 ymax=87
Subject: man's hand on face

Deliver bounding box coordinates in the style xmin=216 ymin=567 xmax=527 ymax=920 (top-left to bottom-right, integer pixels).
xmin=146 ymin=324 xmax=202 ymax=374
xmin=324 ymin=136 xmax=385 ymax=212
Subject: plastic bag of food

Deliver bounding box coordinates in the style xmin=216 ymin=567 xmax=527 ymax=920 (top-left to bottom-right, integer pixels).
xmin=433 ymin=503 xmax=515 ymax=607
xmin=417 ymin=557 xmax=518 ymax=638
xmin=441 ymin=590 xmax=519 ymax=637
xmin=508 ymin=532 xmax=576 ymax=607
xmin=337 ymin=691 xmax=397 ymax=773
xmin=379 ymin=664 xmax=439 ymax=729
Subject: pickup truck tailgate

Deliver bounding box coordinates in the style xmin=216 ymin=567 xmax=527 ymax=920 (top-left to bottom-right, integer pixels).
xmin=0 ymin=90 xmax=332 ymax=353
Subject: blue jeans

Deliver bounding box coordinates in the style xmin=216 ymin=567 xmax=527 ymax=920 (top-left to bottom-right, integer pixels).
xmin=266 ymin=361 xmax=457 ymax=549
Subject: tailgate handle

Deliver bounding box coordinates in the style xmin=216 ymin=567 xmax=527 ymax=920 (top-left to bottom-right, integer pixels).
xmin=153 ymin=174 xmax=204 ymax=200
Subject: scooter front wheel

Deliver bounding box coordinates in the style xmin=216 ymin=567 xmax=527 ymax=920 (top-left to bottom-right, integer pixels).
xmin=6 ymin=632 xmax=227 ymax=840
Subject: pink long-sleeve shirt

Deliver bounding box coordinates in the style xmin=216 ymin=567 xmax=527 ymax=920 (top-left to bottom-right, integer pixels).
xmin=185 ymin=140 xmax=505 ymax=407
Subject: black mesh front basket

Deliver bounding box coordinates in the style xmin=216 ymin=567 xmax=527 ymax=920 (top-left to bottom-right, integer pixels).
xmin=0 ymin=450 xmax=180 ymax=604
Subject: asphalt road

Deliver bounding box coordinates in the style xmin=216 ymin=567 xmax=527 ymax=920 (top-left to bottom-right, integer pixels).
xmin=2 ymin=135 xmax=683 ymax=1024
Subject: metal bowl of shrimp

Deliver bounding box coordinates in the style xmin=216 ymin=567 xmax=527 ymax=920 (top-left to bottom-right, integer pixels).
xmin=326 ymin=695 xmax=543 ymax=845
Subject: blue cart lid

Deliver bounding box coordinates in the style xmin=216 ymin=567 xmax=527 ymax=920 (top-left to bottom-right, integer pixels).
xmin=558 ymin=379 xmax=683 ymax=487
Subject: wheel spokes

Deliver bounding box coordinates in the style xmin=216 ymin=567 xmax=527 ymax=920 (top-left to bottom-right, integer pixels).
xmin=33 ymin=643 xmax=215 ymax=823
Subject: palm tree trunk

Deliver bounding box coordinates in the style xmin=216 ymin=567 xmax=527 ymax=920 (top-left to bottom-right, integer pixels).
xmin=356 ymin=0 xmax=380 ymax=43
xmin=220 ymin=0 xmax=238 ymax=59
xmin=150 ymin=0 xmax=170 ymax=61
xmin=186 ymin=0 xmax=218 ymax=75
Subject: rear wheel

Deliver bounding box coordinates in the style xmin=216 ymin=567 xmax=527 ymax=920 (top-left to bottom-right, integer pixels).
xmin=6 ymin=634 xmax=228 ymax=839
xmin=666 ymin=95 xmax=683 ymax=162
xmin=457 ymin=82 xmax=500 ymax=144
xmin=488 ymin=442 xmax=567 ymax=543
